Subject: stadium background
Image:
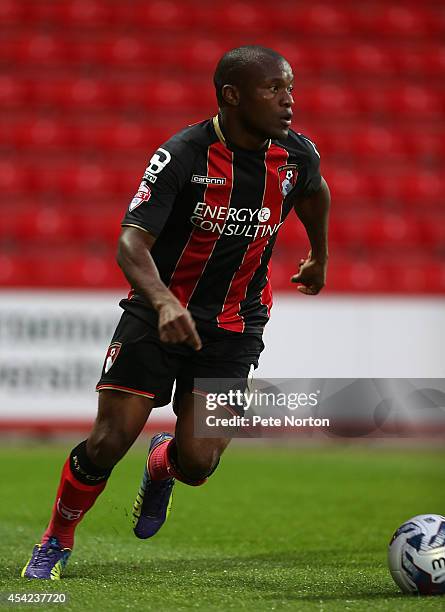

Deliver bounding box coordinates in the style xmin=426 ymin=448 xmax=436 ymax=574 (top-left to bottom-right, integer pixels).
xmin=1 ymin=2 xmax=445 ymax=608
xmin=0 ymin=0 xmax=444 ymax=431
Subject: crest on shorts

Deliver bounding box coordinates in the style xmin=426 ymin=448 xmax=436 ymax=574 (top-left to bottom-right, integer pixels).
xmin=129 ymin=182 xmax=151 ymax=212
xmin=278 ymin=164 xmax=298 ymax=196
xmin=104 ymin=342 xmax=122 ymax=374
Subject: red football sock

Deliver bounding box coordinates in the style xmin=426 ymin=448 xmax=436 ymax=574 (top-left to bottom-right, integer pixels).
xmin=148 ymin=438 xmax=207 ymax=486
xmin=42 ymin=458 xmax=107 ymax=549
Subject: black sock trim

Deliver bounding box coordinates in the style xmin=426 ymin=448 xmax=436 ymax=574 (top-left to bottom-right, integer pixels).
xmin=69 ymin=440 xmax=113 ymax=485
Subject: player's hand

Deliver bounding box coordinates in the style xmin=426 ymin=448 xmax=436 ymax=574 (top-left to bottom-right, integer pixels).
xmin=290 ymin=250 xmax=327 ymax=295
xmin=158 ymin=299 xmax=202 ymax=350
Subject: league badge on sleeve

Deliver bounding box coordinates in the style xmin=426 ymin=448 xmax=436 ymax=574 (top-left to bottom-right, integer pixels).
xmin=129 ymin=182 xmax=151 ymax=212
xmin=278 ymin=164 xmax=298 ymax=196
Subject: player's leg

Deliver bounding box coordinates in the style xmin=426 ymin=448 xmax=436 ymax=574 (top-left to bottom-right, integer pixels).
xmin=172 ymin=392 xmax=231 ymax=481
xmin=165 ymin=333 xmax=265 ymax=482
xmin=132 ymin=392 xmax=229 ymax=540
xmin=132 ymin=332 xmax=264 ymax=540
xmin=45 ymin=390 xmax=153 ymax=541
xmin=22 ymin=390 xmax=153 ymax=580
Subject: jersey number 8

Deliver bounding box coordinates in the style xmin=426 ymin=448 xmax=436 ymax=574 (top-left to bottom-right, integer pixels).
xmin=146 ymin=148 xmax=172 ymax=175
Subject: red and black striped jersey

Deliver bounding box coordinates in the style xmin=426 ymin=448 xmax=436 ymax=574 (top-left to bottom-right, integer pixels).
xmin=121 ymin=115 xmax=321 ymax=336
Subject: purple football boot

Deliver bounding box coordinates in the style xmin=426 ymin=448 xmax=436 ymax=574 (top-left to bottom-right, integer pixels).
xmin=132 ymin=432 xmax=175 ymax=539
xmin=21 ymin=537 xmax=71 ymax=580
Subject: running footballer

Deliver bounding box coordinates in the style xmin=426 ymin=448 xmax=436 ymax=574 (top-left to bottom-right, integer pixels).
xmin=22 ymin=45 xmax=330 ymax=580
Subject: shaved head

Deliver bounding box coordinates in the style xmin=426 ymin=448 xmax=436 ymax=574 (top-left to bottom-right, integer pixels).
xmin=214 ymin=46 xmax=288 ymax=106
xmin=213 ymin=45 xmax=294 ymax=145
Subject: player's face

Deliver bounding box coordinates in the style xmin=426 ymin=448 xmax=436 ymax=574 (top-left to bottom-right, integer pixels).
xmin=239 ymin=60 xmax=294 ymax=140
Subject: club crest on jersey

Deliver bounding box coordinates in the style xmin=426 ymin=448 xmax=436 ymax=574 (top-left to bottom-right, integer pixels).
xmin=104 ymin=342 xmax=122 ymax=374
xmin=278 ymin=164 xmax=298 ymax=196
xmin=129 ymin=182 xmax=151 ymax=212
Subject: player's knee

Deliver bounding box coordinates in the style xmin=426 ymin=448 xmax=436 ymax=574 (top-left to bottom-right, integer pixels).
xmin=177 ymin=445 xmax=221 ymax=481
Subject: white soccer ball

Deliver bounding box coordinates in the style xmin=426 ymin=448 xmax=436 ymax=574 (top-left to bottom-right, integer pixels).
xmin=388 ymin=514 xmax=445 ymax=595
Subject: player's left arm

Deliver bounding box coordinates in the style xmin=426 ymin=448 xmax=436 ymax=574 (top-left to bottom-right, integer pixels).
xmin=291 ymin=177 xmax=330 ymax=295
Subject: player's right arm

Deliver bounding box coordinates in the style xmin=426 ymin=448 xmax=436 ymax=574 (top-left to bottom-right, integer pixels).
xmin=117 ymin=138 xmax=202 ymax=350
xmin=117 ymin=226 xmax=201 ymax=350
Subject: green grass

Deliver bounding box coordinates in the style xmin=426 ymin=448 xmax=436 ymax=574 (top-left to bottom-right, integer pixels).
xmin=0 ymin=443 xmax=444 ymax=611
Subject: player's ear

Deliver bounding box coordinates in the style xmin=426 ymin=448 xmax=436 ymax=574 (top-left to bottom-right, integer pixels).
xmin=222 ymin=84 xmax=240 ymax=106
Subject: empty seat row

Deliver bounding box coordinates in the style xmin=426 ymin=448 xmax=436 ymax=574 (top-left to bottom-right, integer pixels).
xmin=3 ymin=35 xmax=445 ymax=77
xmin=2 ymin=1 xmax=444 ymax=37
xmin=2 ymin=250 xmax=444 ymax=293
xmin=0 ymin=160 xmax=145 ymax=194
xmin=0 ymin=207 xmax=122 ymax=243
xmin=272 ymin=256 xmax=445 ymax=293
xmin=323 ymin=169 xmax=445 ymax=205
xmin=1 ymin=77 xmax=443 ymax=116
xmin=1 ymin=204 xmax=444 ymax=251
xmin=0 ymin=251 xmax=126 ymax=288
xmin=0 ymin=119 xmax=170 ymax=152
xmin=280 ymin=213 xmax=445 ymax=248
xmin=0 ymin=159 xmax=443 ymax=207
xmin=317 ymin=127 xmax=445 ymax=159
xmin=3 ymin=119 xmax=444 ymax=162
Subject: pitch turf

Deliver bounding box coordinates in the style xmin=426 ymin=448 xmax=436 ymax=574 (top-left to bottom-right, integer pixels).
xmin=0 ymin=443 xmax=444 ymax=611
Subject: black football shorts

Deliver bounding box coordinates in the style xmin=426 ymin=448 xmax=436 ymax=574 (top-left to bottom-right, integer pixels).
xmin=96 ymin=309 xmax=264 ymax=414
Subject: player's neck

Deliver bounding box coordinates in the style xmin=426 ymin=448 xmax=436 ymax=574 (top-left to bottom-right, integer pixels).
xmin=218 ymin=112 xmax=269 ymax=151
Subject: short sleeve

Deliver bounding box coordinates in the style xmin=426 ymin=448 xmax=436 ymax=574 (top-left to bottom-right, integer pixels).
xmin=287 ymin=132 xmax=322 ymax=200
xmin=122 ymin=136 xmax=194 ymax=236
xmin=299 ymin=134 xmax=322 ymax=197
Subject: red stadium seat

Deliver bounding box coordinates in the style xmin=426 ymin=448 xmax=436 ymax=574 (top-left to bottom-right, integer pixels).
xmin=323 ymin=169 xmax=370 ymax=203
xmin=15 ymin=248 xmax=123 ymax=288
xmin=352 ymin=127 xmax=405 ymax=159
xmin=422 ymin=215 xmax=445 ymax=247
xmin=151 ymin=0 xmax=195 ymax=28
xmin=28 ymin=78 xmax=109 ymax=109
xmin=425 ymin=262 xmax=445 ymax=293
xmin=424 ymin=45 xmax=445 ymax=76
xmin=17 ymin=34 xmax=68 ymax=65
xmin=389 ymin=86 xmax=443 ymax=117
xmin=14 ymin=206 xmax=79 ymax=243
xmin=299 ymin=84 xmax=358 ymax=115
xmin=330 ymin=212 xmax=375 ymax=247
xmin=99 ymin=37 xmax=149 ymax=67
xmin=0 ymin=161 xmax=27 ymax=194
xmin=176 ymin=40 xmax=229 ymax=71
xmin=399 ymin=172 xmax=444 ymax=207
xmin=77 ymin=209 xmax=122 ymax=244
xmin=58 ymin=0 xmax=112 ymax=28
xmin=95 ymin=121 xmax=148 ymax=151
xmin=5 ymin=119 xmax=71 ymax=150
xmin=404 ymin=130 xmax=445 ymax=160
xmin=346 ymin=44 xmax=393 ymax=75
xmin=331 ymin=259 xmax=390 ymax=293
xmin=218 ymin=3 xmax=268 ymax=32
xmin=300 ymin=4 xmax=355 ymax=36
xmin=0 ymin=0 xmax=23 ymax=24
xmin=0 ymin=253 xmax=29 ymax=286
xmin=63 ymin=253 xmax=125 ymax=288
xmin=365 ymin=214 xmax=423 ymax=248
xmin=0 ymin=76 xmax=27 ymax=108
xmin=369 ymin=5 xmax=431 ymax=37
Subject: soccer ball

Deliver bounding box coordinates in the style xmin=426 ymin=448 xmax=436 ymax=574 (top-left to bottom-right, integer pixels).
xmin=388 ymin=514 xmax=445 ymax=595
